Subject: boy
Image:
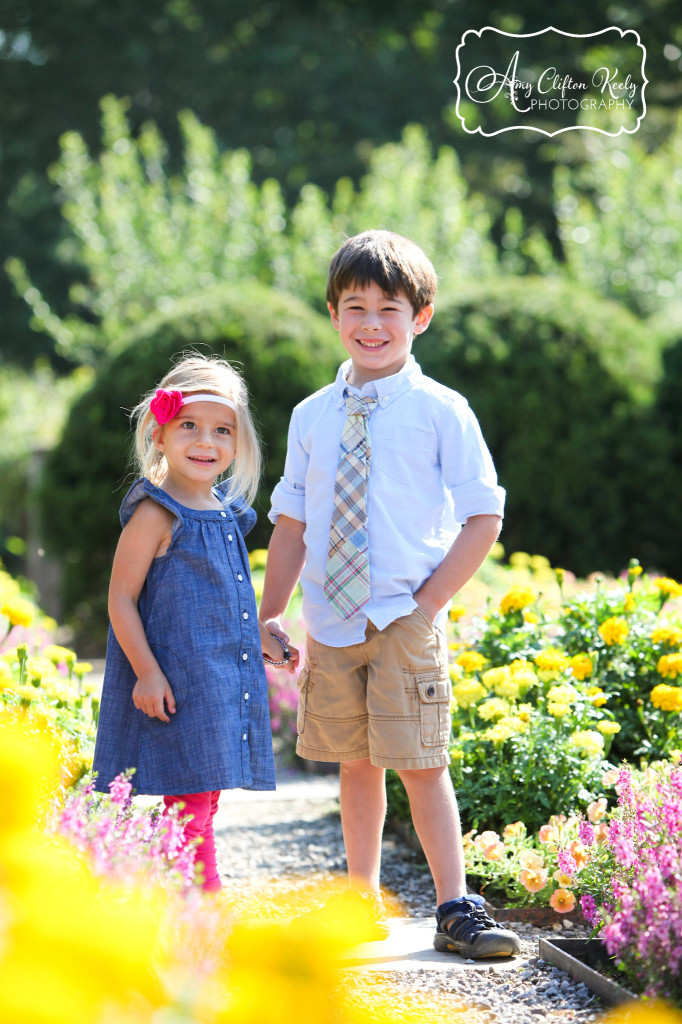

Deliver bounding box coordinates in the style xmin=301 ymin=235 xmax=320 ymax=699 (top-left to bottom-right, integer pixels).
xmin=260 ymin=230 xmax=520 ymax=958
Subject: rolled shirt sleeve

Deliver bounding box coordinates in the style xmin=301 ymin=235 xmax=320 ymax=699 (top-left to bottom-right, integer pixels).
xmin=440 ymin=399 xmax=505 ymax=523
xmin=269 ymin=407 xmax=308 ymax=525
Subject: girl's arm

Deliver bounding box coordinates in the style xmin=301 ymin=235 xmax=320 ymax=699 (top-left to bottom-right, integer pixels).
xmin=108 ymin=499 xmax=177 ymax=722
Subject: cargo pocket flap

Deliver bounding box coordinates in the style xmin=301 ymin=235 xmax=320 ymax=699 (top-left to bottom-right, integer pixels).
xmin=416 ymin=675 xmax=450 ymax=704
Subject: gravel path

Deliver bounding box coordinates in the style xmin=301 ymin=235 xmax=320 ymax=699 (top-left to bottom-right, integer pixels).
xmin=214 ymin=766 xmax=608 ymax=1024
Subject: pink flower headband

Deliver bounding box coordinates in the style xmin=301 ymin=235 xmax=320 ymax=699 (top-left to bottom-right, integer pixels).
xmin=150 ymin=389 xmax=237 ymax=425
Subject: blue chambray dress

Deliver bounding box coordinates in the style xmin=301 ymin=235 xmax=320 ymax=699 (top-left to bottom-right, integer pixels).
xmin=92 ymin=477 xmax=276 ymax=795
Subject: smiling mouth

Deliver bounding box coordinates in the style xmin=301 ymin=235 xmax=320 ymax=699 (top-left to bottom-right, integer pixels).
xmin=189 ymin=456 xmax=217 ymax=463
xmin=356 ymin=339 xmax=389 ymax=349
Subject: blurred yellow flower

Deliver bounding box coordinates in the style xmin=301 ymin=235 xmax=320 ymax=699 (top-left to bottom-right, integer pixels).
xmin=43 ymin=645 xmax=77 ymax=667
xmin=598 ymin=616 xmax=629 ymax=646
xmin=547 ymin=702 xmax=570 ymax=718
xmin=596 ymin=720 xmax=621 ymax=735
xmin=456 ymin=651 xmax=487 ymax=674
xmin=546 ymin=683 xmax=578 ymax=705
xmin=452 ymin=679 xmax=487 ymax=709
xmin=534 ymin=648 xmax=570 ymax=680
xmin=570 ymin=730 xmax=605 ymax=757
xmin=0 ymin=660 xmax=14 ymax=689
xmin=496 ymin=714 xmax=528 ymax=735
xmin=509 ymin=552 xmax=531 ymax=567
xmin=587 ymin=685 xmax=607 ymax=706
xmin=449 ymin=662 xmax=463 ymax=682
xmin=604 ymin=1002 xmax=682 ymax=1024
xmin=25 ymin=656 xmax=58 ymax=682
xmin=523 ymin=611 xmax=539 ymax=624
xmin=624 ymin=593 xmax=636 ymax=613
xmin=248 ymin=548 xmax=269 ymax=571
xmin=517 ymin=703 xmax=533 ymax=722
xmin=1 ymin=597 xmax=35 ymax=628
xmin=654 ymin=577 xmax=682 ymax=599
xmin=519 ymin=849 xmax=545 ymax=869
xmin=569 ymin=653 xmax=593 ymax=681
xmin=448 ymin=604 xmax=467 ymax=622
xmin=499 ymin=586 xmax=535 ymax=615
xmin=477 ymin=697 xmax=510 ymax=721
xmin=450 ymin=749 xmax=464 ymax=762
xmin=552 ymin=870 xmax=574 ymax=888
xmin=483 ymin=722 xmax=516 ymax=744
xmin=657 ymin=653 xmax=682 ymax=680
xmin=73 ymin=661 xmax=93 ymax=679
xmin=503 ymin=821 xmax=526 ymax=840
xmin=17 ymin=683 xmax=42 ymax=702
xmin=652 ymin=626 xmax=682 ymax=647
xmin=651 ymin=683 xmax=682 ymax=711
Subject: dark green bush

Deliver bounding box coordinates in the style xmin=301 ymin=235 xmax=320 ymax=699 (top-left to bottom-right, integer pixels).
xmin=40 ymin=283 xmax=337 ymax=645
xmin=416 ymin=276 xmax=669 ymax=576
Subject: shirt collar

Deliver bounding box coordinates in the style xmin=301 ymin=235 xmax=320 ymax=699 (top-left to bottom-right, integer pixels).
xmin=333 ymin=354 xmax=422 ymax=408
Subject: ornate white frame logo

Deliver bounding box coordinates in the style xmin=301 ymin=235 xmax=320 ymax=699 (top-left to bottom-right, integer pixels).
xmin=454 ymin=26 xmax=647 ymax=137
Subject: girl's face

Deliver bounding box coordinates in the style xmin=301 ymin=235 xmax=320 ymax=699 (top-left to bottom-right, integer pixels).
xmin=153 ymin=401 xmax=237 ymax=488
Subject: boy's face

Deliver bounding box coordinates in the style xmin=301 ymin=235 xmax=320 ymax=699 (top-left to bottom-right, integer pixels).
xmin=328 ymin=281 xmax=433 ymax=387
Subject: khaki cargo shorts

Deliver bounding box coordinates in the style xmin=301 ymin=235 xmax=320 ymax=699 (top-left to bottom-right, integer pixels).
xmin=296 ymin=605 xmax=452 ymax=769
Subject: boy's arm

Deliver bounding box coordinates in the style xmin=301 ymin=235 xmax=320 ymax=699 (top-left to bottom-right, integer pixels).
xmin=259 ymin=515 xmax=306 ymax=672
xmin=108 ymin=500 xmax=177 ymax=722
xmin=413 ymin=513 xmax=502 ymax=620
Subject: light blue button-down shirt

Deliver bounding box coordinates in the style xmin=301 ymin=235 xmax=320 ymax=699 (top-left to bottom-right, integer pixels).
xmin=269 ymin=355 xmax=505 ymax=648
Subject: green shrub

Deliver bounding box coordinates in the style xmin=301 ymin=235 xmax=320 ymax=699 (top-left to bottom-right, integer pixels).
xmin=40 ymin=283 xmax=337 ymax=644
xmin=416 ymin=276 xmax=668 ymax=576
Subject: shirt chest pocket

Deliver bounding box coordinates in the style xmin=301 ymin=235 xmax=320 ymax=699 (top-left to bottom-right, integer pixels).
xmin=374 ymin=426 xmax=437 ymax=485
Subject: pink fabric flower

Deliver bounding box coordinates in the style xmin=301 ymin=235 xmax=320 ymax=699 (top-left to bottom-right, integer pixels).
xmin=150 ymin=389 xmax=184 ymax=424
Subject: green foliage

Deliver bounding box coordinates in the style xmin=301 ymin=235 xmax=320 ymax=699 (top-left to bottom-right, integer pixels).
xmin=7 ymin=101 xmax=497 ymax=364
xmin=553 ymin=116 xmax=682 ymax=317
xmin=416 ymin=275 xmax=670 ymax=577
xmin=39 ymin=282 xmax=337 ymax=641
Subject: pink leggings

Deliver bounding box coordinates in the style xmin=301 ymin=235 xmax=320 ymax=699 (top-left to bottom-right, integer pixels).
xmin=163 ymin=790 xmax=222 ymax=892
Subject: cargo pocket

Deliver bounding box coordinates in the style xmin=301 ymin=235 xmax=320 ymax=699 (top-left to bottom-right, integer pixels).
xmin=415 ymin=673 xmax=452 ymax=747
xmin=296 ymin=664 xmax=312 ymax=736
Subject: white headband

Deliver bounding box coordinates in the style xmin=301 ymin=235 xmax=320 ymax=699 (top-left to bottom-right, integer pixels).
xmin=181 ymin=394 xmax=237 ymax=412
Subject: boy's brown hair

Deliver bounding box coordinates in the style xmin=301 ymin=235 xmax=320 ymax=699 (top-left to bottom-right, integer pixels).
xmin=326 ymin=229 xmax=438 ymax=315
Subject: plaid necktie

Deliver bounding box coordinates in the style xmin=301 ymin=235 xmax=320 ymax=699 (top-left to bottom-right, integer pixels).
xmin=324 ymin=391 xmax=378 ymax=619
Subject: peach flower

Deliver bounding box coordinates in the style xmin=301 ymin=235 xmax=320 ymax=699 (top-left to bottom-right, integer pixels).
xmin=593 ymin=823 xmax=610 ymax=845
xmin=519 ymin=850 xmax=545 ymax=870
xmin=484 ymin=841 xmax=506 ymax=861
xmin=474 ymin=830 xmax=501 ymax=849
xmin=519 ymin=867 xmax=549 ymax=893
xmin=538 ymin=824 xmax=560 ymax=845
xmin=568 ymin=839 xmax=590 ymax=870
xmin=587 ymin=798 xmax=608 ymax=823
xmin=550 ymin=888 xmax=577 ymax=913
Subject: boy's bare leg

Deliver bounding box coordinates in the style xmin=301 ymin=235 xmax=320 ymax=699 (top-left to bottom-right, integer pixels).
xmin=339 ymin=758 xmax=386 ymax=893
xmin=397 ymin=766 xmax=466 ymax=906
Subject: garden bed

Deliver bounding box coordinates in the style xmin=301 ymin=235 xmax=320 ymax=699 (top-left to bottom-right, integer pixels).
xmin=539 ymin=937 xmax=636 ymax=1006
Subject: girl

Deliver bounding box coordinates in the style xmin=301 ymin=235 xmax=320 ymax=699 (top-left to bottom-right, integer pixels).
xmin=93 ymin=354 xmax=294 ymax=892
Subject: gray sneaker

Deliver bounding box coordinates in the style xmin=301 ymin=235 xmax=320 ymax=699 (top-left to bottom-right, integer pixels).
xmin=434 ymin=895 xmax=521 ymax=958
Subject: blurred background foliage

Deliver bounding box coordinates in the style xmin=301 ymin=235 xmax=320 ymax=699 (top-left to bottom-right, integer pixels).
xmin=1 ymin=0 xmax=681 ymax=638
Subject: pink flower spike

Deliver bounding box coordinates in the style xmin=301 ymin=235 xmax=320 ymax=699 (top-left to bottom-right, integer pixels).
xmin=150 ymin=389 xmax=184 ymax=424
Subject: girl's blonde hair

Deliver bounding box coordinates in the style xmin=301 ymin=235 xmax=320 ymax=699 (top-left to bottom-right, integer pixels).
xmin=132 ymin=353 xmax=261 ymax=505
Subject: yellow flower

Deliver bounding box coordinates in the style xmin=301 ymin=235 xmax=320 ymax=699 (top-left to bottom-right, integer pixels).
xmin=550 ymin=888 xmax=577 ymax=913
xmin=651 ymin=627 xmax=682 ymax=647
xmin=448 ymin=604 xmax=467 ymax=622
xmin=624 ymin=593 xmax=636 ymax=613
xmin=534 ymin=648 xmax=570 ymax=680
xmin=587 ymin=685 xmax=607 ymax=706
xmin=17 ymin=683 xmax=42 ymax=702
xmin=596 ymin=720 xmax=621 ymax=735
xmin=459 ymin=732 xmax=476 ymax=742
xmin=553 ymin=870 xmax=575 ymax=888
xmin=0 ymin=661 xmax=14 ymax=690
xmin=598 ymin=616 xmax=629 ymax=646
xmin=555 ymin=567 xmax=566 ymax=585
xmin=42 ymin=645 xmax=77 ymax=667
xmin=450 ymin=749 xmax=464 ymax=761
xmin=547 ymin=702 xmax=571 ymax=718
xmin=523 ymin=611 xmax=539 ymax=624
xmin=657 ymin=654 xmax=682 ymax=680
xmin=452 ymin=679 xmax=487 ymax=709
xmin=496 ymin=714 xmax=528 ymax=735
xmin=517 ymin=703 xmax=533 ymax=722
xmin=73 ymin=661 xmax=94 ymax=679
xmin=499 ymin=586 xmax=535 ymax=615
xmin=654 ymin=577 xmax=682 ymax=599
xmin=546 ymin=683 xmax=579 ymax=705
xmin=25 ymin=656 xmax=58 ymax=682
xmin=1 ymin=597 xmax=35 ymax=628
xmin=456 ymin=651 xmax=487 ymax=674
xmin=248 ymin=548 xmax=269 ymax=571
xmin=42 ymin=679 xmax=78 ymax=704
xmin=449 ymin=662 xmax=463 ymax=682
xmin=670 ymin=750 xmax=682 ymax=765
xmin=503 ymin=821 xmax=526 ymax=840
xmin=651 ymin=683 xmax=682 ymax=712
xmin=483 ymin=722 xmax=516 ymax=745
xmin=477 ymin=697 xmax=510 ymax=721
xmin=569 ymin=653 xmax=593 ymax=681
xmin=570 ymin=730 xmax=605 ymax=757
xmin=509 ymin=552 xmax=531 ymax=567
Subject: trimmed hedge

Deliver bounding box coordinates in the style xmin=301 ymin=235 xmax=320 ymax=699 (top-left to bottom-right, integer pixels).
xmin=416 ymin=276 xmax=669 ymax=576
xmin=40 ymin=283 xmax=337 ymax=643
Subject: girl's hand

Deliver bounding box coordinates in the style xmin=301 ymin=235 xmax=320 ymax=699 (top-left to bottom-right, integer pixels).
xmin=132 ymin=669 xmax=176 ymax=722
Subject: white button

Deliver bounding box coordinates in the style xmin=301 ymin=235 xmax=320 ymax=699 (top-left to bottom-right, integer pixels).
xmin=228 ymin=533 xmax=233 ymax=541
xmin=244 ymin=692 xmax=249 ymax=701
xmin=242 ymin=611 xmax=249 ymax=620
xmin=242 ymin=653 xmax=248 ymax=661
xmin=220 ymin=511 xmax=226 ymax=517
xmin=237 ymin=574 xmax=243 ymax=581
xmin=242 ymin=733 xmax=247 ymax=741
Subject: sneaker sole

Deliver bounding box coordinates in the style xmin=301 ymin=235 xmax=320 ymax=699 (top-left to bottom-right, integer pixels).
xmin=433 ymin=932 xmax=520 ymax=958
